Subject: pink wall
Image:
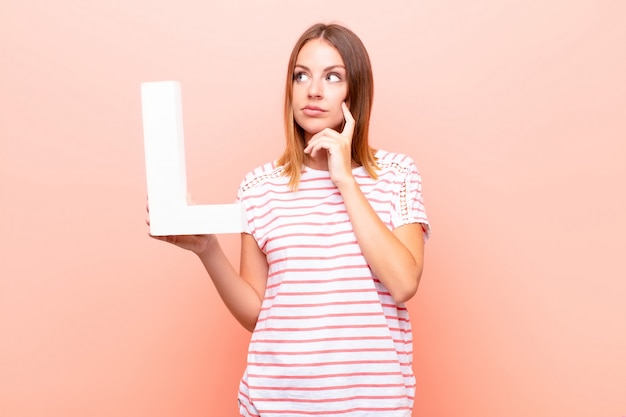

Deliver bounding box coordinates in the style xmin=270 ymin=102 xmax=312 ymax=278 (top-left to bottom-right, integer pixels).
xmin=1 ymin=0 xmax=625 ymax=416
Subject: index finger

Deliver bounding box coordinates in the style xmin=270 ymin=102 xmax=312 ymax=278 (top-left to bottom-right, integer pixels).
xmin=340 ymin=102 xmax=355 ymax=139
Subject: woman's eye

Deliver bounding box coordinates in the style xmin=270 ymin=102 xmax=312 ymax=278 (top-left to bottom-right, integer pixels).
xmin=294 ymin=72 xmax=309 ymax=82
xmin=326 ymin=73 xmax=341 ymax=82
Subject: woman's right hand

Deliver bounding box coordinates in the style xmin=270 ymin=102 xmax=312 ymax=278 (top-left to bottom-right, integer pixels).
xmin=146 ymin=202 xmax=215 ymax=255
xmin=150 ymin=232 xmax=215 ymax=255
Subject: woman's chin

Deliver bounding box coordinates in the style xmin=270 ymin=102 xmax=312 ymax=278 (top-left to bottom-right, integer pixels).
xmin=299 ymin=121 xmax=343 ymax=137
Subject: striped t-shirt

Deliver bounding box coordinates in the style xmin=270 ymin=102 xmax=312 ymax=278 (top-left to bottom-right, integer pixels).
xmin=235 ymin=149 xmax=429 ymax=417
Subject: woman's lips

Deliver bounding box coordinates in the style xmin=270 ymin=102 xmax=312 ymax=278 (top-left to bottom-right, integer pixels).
xmin=301 ymin=106 xmax=326 ymax=116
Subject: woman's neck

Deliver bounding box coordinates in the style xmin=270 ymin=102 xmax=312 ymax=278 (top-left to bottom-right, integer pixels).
xmin=304 ymin=153 xmax=360 ymax=172
xmin=304 ymin=153 xmax=329 ymax=171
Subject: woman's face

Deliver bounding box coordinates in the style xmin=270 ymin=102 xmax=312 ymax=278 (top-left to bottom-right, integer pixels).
xmin=291 ymin=39 xmax=348 ymax=141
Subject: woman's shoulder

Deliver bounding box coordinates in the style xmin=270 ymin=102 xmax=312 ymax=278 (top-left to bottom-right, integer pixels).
xmin=239 ymin=160 xmax=285 ymax=192
xmin=374 ymin=149 xmax=418 ymax=172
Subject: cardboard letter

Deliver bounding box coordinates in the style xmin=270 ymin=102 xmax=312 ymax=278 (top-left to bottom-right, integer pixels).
xmin=141 ymin=81 xmax=246 ymax=235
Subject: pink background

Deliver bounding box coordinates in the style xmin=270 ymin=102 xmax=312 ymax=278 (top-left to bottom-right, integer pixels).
xmin=1 ymin=0 xmax=625 ymax=416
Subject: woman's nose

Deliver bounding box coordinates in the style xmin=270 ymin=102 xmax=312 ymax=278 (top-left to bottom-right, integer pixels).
xmin=307 ymin=78 xmax=323 ymax=98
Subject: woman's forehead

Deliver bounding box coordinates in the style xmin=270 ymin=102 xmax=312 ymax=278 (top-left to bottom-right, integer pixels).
xmin=295 ymin=39 xmax=344 ymax=67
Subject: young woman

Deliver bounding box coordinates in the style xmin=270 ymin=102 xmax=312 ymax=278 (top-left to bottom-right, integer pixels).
xmin=151 ymin=22 xmax=429 ymax=417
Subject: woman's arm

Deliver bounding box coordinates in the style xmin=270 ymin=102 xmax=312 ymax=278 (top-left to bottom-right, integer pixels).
xmin=195 ymin=233 xmax=268 ymax=332
xmin=149 ymin=214 xmax=268 ymax=331
xmin=304 ymin=103 xmax=424 ymax=303
xmin=335 ymin=181 xmax=424 ymax=303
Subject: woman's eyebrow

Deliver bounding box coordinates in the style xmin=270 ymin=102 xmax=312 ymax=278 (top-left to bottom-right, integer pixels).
xmin=294 ymin=64 xmax=346 ymax=71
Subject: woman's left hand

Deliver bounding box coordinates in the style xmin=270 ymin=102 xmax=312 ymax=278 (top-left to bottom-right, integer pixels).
xmin=304 ymin=102 xmax=356 ymax=187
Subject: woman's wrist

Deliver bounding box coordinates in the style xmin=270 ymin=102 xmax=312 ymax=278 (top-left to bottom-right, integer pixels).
xmin=335 ymin=176 xmax=359 ymax=194
xmin=194 ymin=234 xmax=219 ymax=258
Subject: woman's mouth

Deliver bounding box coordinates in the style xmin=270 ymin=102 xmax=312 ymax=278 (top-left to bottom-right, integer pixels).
xmin=301 ymin=105 xmax=326 ymax=116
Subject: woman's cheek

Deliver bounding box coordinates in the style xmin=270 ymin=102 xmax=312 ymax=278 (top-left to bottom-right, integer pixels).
xmin=330 ymin=108 xmax=345 ymax=128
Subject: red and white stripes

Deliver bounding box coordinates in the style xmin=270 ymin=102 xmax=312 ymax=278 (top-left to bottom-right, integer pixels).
xmin=235 ymin=150 xmax=428 ymax=417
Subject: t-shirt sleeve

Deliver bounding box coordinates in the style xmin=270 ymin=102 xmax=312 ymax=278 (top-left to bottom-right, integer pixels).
xmin=390 ymin=159 xmax=430 ymax=240
xmin=235 ymin=182 xmax=252 ymax=235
